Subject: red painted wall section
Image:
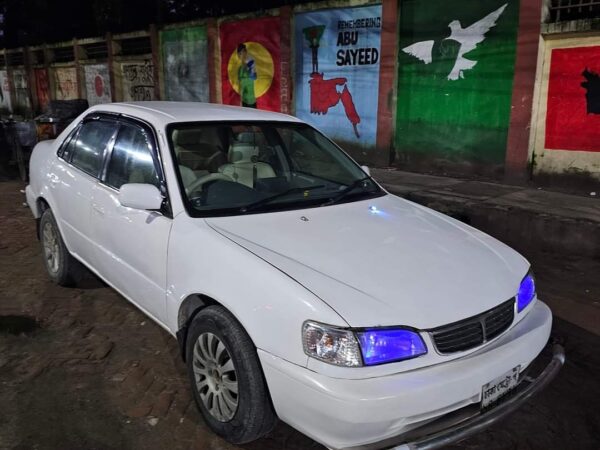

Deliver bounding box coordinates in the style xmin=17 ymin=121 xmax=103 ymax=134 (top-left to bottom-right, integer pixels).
xmin=505 ymin=0 xmax=543 ymax=180
xmin=280 ymin=6 xmax=292 ymax=114
xmin=375 ymin=0 xmax=397 ymax=166
xmin=545 ymin=46 xmax=600 ymax=152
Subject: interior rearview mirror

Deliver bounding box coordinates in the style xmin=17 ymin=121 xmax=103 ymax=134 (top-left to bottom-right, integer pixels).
xmin=118 ymin=183 xmax=163 ymax=211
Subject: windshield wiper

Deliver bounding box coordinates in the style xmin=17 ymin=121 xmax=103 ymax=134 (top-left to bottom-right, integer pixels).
xmin=240 ymin=185 xmax=325 ymax=213
xmin=321 ymin=176 xmax=375 ymax=206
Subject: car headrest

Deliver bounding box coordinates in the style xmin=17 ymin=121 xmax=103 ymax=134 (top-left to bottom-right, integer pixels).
xmin=173 ymin=129 xmax=205 ymax=146
xmin=229 ymin=143 xmax=258 ymax=163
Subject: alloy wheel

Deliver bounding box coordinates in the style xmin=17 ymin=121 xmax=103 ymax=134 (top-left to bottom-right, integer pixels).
xmin=192 ymin=332 xmax=239 ymax=422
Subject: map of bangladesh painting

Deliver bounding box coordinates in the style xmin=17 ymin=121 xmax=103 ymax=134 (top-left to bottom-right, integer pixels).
xmin=294 ymin=5 xmax=382 ymax=148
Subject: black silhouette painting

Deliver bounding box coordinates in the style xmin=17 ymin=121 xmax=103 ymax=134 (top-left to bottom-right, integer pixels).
xmin=581 ymin=68 xmax=600 ymax=114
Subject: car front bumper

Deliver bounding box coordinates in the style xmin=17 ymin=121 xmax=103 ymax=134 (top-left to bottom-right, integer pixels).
xmin=259 ymin=301 xmax=557 ymax=450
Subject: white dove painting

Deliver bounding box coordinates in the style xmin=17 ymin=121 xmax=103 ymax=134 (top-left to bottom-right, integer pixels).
xmin=402 ymin=3 xmax=508 ymax=81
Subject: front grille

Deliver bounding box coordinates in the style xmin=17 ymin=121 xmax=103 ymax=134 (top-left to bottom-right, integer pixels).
xmin=430 ymin=299 xmax=515 ymax=354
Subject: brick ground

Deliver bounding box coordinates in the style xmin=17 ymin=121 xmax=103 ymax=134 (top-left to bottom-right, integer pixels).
xmin=0 ymin=180 xmax=599 ymax=450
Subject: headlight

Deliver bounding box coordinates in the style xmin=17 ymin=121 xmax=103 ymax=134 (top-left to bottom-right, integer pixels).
xmin=302 ymin=321 xmax=427 ymax=367
xmin=517 ymin=271 xmax=536 ymax=312
xmin=356 ymin=329 xmax=427 ymax=365
xmin=302 ymin=321 xmax=362 ymax=367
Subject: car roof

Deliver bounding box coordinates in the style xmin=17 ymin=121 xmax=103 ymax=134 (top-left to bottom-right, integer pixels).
xmin=87 ymin=101 xmax=303 ymax=128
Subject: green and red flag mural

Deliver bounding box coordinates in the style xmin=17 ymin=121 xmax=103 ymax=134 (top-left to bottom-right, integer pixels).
xmin=84 ymin=63 xmax=111 ymax=106
xmin=294 ymin=5 xmax=382 ymax=148
xmin=220 ymin=16 xmax=281 ymax=111
xmin=545 ymin=46 xmax=600 ymax=153
xmin=396 ymin=0 xmax=519 ymax=165
xmin=161 ymin=26 xmax=209 ymax=102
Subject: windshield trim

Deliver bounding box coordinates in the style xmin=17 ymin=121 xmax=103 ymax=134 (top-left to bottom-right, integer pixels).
xmin=165 ymin=120 xmax=384 ymax=218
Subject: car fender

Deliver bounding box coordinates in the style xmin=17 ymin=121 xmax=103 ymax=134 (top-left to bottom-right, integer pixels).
xmin=166 ymin=214 xmax=349 ymax=367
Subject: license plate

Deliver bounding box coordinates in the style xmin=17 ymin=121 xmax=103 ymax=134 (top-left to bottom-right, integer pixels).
xmin=481 ymin=365 xmax=520 ymax=409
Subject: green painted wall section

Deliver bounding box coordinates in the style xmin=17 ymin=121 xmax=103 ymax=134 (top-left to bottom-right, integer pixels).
xmin=395 ymin=0 xmax=519 ymax=165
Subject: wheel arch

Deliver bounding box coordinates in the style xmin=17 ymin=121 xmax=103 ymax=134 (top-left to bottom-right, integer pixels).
xmin=177 ymin=293 xmax=226 ymax=362
xmin=35 ymin=196 xmax=51 ymax=238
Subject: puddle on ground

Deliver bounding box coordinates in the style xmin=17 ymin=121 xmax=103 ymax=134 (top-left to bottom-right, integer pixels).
xmin=0 ymin=315 xmax=40 ymax=335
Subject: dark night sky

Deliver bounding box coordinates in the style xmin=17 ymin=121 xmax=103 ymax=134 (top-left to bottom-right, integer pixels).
xmin=0 ymin=0 xmax=308 ymax=48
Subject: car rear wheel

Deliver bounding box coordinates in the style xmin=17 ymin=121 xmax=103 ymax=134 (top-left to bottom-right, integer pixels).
xmin=39 ymin=208 xmax=84 ymax=286
xmin=186 ymin=305 xmax=277 ymax=444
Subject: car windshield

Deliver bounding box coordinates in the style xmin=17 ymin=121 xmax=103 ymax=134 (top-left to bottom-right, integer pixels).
xmin=167 ymin=121 xmax=384 ymax=217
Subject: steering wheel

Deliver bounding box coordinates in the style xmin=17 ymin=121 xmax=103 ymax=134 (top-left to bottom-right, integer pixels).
xmin=185 ymin=172 xmax=234 ymax=195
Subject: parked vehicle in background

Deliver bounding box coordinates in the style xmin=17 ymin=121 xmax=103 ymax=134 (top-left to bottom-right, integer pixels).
xmin=34 ymin=99 xmax=89 ymax=141
xmin=25 ymin=102 xmax=564 ymax=450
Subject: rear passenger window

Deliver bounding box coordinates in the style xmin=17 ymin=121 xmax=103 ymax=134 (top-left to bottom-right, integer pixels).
xmin=70 ymin=120 xmax=116 ymax=177
xmin=58 ymin=128 xmax=79 ymax=160
xmin=105 ymin=124 xmax=159 ymax=190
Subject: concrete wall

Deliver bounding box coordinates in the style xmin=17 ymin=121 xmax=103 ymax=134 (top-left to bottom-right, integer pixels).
xmin=0 ymin=0 xmax=597 ymax=186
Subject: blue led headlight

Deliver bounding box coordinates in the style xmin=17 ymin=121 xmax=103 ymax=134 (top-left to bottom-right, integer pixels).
xmin=517 ymin=271 xmax=536 ymax=312
xmin=356 ymin=329 xmax=427 ymax=366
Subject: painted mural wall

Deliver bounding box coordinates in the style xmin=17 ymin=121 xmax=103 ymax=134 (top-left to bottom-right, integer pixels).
xmin=53 ymin=67 xmax=78 ymax=100
xmin=120 ymin=61 xmax=155 ymax=101
xmin=531 ymin=36 xmax=600 ymax=182
xmin=84 ymin=63 xmax=112 ymax=106
xmin=545 ymin=46 xmax=600 ymax=152
xmin=395 ymin=0 xmax=519 ymax=168
xmin=12 ymin=69 xmax=31 ymax=113
xmin=220 ymin=16 xmax=281 ymax=111
xmin=0 ymin=70 xmax=11 ymax=112
xmin=294 ymin=5 xmax=382 ymax=149
xmin=34 ymin=68 xmax=50 ymax=112
xmin=161 ymin=26 xmax=209 ymax=102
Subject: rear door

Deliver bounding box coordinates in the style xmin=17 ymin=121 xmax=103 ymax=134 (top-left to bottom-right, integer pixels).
xmin=90 ymin=118 xmax=172 ymax=323
xmin=50 ymin=116 xmax=118 ymax=265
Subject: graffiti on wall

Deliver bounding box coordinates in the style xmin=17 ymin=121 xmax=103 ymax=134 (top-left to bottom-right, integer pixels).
xmin=220 ymin=16 xmax=281 ymax=111
xmin=161 ymin=26 xmax=209 ymax=102
xmin=12 ymin=69 xmax=31 ymax=112
xmin=35 ymin=68 xmax=50 ymax=111
xmin=545 ymin=46 xmax=600 ymax=152
xmin=121 ymin=62 xmax=155 ymax=101
xmin=0 ymin=70 xmax=11 ymax=112
xmin=54 ymin=67 xmax=78 ymax=100
xmin=396 ymin=0 xmax=518 ymax=164
xmin=295 ymin=5 xmax=382 ymax=147
xmin=84 ymin=64 xmax=111 ymax=106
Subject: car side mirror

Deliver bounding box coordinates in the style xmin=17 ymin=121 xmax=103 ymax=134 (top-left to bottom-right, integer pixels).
xmin=361 ymin=165 xmax=370 ymax=176
xmin=118 ymin=183 xmax=163 ymax=211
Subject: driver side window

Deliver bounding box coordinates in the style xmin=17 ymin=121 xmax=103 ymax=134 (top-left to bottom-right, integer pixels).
xmin=105 ymin=123 xmax=160 ymax=190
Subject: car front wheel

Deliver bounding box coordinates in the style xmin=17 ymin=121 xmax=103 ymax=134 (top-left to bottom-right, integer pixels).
xmin=186 ymin=305 xmax=277 ymax=444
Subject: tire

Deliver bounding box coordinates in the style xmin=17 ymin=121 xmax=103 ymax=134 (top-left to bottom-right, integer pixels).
xmin=39 ymin=208 xmax=84 ymax=286
xmin=186 ymin=305 xmax=277 ymax=444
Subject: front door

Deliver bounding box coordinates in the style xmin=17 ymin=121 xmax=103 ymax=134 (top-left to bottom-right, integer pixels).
xmin=90 ymin=120 xmax=172 ymax=323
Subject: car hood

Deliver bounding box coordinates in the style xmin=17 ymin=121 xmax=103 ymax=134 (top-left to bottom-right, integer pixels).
xmin=205 ymin=195 xmax=529 ymax=329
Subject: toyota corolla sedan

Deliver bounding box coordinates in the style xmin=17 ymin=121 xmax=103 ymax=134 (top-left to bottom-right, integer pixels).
xmin=25 ymin=102 xmax=563 ymax=450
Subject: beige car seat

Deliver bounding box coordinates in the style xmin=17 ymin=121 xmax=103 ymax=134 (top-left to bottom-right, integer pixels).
xmin=219 ymin=143 xmax=275 ymax=188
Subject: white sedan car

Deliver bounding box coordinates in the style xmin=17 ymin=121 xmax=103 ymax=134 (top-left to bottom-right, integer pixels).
xmin=25 ymin=102 xmax=563 ymax=450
